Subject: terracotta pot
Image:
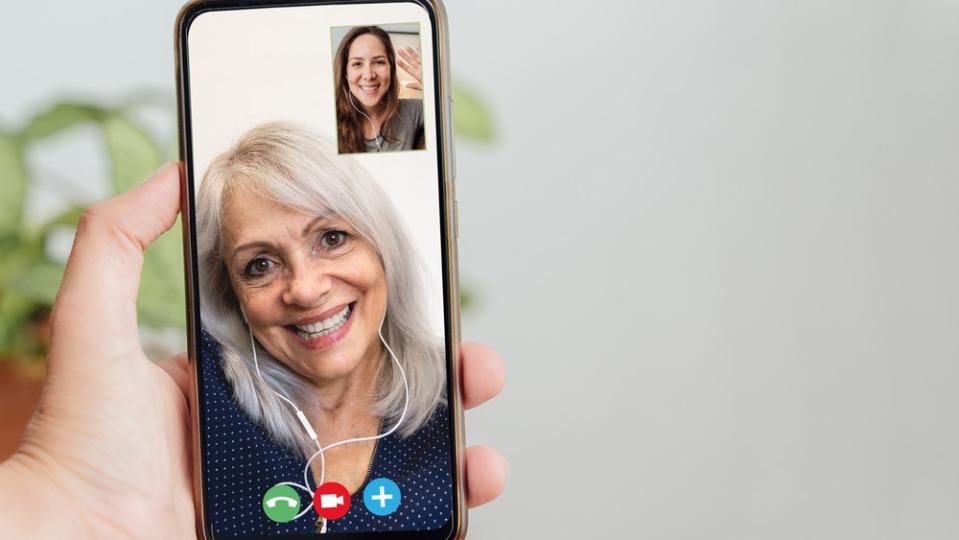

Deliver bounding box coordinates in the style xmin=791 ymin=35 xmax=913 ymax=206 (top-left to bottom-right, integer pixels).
xmin=0 ymin=362 xmax=44 ymax=461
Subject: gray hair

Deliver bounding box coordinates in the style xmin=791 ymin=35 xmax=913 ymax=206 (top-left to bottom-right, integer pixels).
xmin=196 ymin=122 xmax=445 ymax=456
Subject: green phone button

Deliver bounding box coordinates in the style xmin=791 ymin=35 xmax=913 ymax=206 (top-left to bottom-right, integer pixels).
xmin=262 ymin=484 xmax=302 ymax=523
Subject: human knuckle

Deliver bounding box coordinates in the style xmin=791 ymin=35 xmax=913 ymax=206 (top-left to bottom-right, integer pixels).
xmin=77 ymin=202 xmax=112 ymax=232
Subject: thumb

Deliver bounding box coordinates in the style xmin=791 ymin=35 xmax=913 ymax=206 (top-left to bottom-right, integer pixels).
xmin=48 ymin=162 xmax=183 ymax=371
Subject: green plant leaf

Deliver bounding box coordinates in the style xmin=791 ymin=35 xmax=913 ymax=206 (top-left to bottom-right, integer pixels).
xmin=452 ymin=84 xmax=494 ymax=142
xmin=12 ymin=261 xmax=65 ymax=306
xmin=138 ymin=219 xmax=186 ymax=328
xmin=21 ymin=102 xmax=107 ymax=143
xmin=102 ymin=113 xmax=163 ymax=193
xmin=35 ymin=207 xmax=84 ymax=238
xmin=0 ymin=134 xmax=27 ymax=232
xmin=0 ymin=235 xmax=44 ymax=283
xmin=459 ymin=286 xmax=475 ymax=312
xmin=0 ymin=100 xmax=188 ymax=360
xmin=101 ymin=111 xmax=183 ymax=328
xmin=100 ymin=113 xmax=182 ymax=327
xmin=0 ymin=234 xmax=49 ymax=355
xmin=0 ymin=289 xmax=36 ymax=353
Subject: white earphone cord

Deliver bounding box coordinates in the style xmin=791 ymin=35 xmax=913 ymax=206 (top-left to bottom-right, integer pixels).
xmin=347 ymin=90 xmax=382 ymax=151
xmin=248 ymin=313 xmax=409 ymax=521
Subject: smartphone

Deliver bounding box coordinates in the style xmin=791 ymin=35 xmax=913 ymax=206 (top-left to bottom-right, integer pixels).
xmin=174 ymin=1 xmax=464 ymax=538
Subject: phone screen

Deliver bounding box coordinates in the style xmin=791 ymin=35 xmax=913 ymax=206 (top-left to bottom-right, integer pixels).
xmin=178 ymin=1 xmax=459 ymax=537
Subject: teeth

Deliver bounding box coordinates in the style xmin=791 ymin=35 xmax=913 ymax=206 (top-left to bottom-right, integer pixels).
xmin=294 ymin=305 xmax=351 ymax=339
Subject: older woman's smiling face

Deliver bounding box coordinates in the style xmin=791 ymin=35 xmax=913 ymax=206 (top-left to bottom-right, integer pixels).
xmin=221 ymin=187 xmax=387 ymax=383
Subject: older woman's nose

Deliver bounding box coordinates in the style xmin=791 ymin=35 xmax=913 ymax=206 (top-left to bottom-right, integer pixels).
xmin=282 ymin=269 xmax=333 ymax=307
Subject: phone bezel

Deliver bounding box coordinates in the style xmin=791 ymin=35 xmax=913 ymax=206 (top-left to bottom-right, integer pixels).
xmin=174 ymin=1 xmax=465 ymax=538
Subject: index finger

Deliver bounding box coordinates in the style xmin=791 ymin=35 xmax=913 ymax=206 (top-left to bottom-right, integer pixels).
xmin=460 ymin=342 xmax=505 ymax=409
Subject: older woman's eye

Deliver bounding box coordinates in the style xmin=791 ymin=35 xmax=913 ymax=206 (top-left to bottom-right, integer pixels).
xmin=320 ymin=230 xmax=350 ymax=250
xmin=244 ymin=257 xmax=275 ymax=277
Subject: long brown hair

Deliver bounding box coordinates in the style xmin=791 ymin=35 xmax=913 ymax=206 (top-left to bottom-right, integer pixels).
xmin=334 ymin=26 xmax=401 ymax=153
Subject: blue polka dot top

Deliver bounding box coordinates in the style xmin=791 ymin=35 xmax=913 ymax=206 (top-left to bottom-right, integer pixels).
xmin=198 ymin=330 xmax=454 ymax=535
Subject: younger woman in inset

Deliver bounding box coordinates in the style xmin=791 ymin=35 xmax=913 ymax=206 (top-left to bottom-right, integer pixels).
xmin=334 ymin=26 xmax=425 ymax=153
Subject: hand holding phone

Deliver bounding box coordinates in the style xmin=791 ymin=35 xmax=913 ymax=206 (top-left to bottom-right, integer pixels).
xmin=0 ymin=163 xmax=506 ymax=539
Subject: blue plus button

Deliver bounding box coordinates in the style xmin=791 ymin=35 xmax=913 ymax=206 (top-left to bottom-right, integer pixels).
xmin=363 ymin=478 xmax=401 ymax=516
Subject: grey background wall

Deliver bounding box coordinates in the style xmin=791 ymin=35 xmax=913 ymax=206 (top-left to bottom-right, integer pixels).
xmin=3 ymin=1 xmax=959 ymax=538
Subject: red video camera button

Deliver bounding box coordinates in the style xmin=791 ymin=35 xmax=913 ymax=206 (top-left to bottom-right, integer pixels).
xmin=313 ymin=482 xmax=351 ymax=520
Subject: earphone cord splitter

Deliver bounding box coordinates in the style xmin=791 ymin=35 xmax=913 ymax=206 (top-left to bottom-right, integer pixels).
xmin=248 ymin=314 xmax=409 ymax=521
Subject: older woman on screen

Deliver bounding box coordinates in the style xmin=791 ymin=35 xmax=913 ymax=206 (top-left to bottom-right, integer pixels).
xmin=195 ymin=122 xmax=450 ymax=534
xmin=335 ymin=25 xmax=425 ymax=153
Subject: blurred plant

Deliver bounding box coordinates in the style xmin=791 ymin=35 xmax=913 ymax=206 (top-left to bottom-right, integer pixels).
xmin=0 ymin=99 xmax=182 ymax=363
xmin=452 ymin=84 xmax=494 ymax=143
xmin=0 ymin=83 xmax=492 ymax=363
xmin=450 ymin=83 xmax=494 ymax=313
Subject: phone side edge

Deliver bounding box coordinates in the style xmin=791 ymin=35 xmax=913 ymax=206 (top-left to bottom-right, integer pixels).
xmin=175 ymin=2 xmax=214 ymax=539
xmin=424 ymin=0 xmax=468 ymax=538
